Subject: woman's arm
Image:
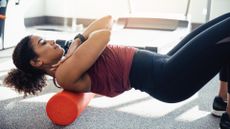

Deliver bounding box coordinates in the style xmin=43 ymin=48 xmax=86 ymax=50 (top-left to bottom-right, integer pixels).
xmin=66 ymin=15 xmax=113 ymax=57
xmin=55 ymin=29 xmax=111 ymax=91
xmin=52 ymin=16 xmax=113 ymax=71
xmin=81 ymin=15 xmax=113 ymax=39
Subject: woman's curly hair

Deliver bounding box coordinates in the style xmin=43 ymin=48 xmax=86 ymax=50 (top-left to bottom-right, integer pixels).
xmin=4 ymin=35 xmax=47 ymax=97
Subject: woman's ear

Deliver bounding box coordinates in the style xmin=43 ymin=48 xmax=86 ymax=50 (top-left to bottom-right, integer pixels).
xmin=30 ymin=58 xmax=43 ymax=68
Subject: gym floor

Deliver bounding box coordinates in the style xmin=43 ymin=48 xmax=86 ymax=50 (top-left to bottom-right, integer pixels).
xmin=0 ymin=26 xmax=221 ymax=129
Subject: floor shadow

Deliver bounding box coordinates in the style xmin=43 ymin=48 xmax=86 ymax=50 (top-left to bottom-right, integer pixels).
xmin=0 ymin=76 xmax=221 ymax=129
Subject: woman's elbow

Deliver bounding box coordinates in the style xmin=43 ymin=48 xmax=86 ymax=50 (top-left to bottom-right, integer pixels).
xmin=104 ymin=15 xmax=113 ymax=30
xmin=97 ymin=29 xmax=111 ymax=39
xmin=96 ymin=29 xmax=111 ymax=44
xmin=104 ymin=15 xmax=113 ymax=22
xmin=103 ymin=30 xmax=111 ymax=42
xmin=89 ymin=29 xmax=111 ymax=44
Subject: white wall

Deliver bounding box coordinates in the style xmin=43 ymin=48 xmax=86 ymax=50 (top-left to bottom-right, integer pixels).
xmin=22 ymin=0 xmax=45 ymax=18
xmin=23 ymin=0 xmax=230 ymax=23
xmin=44 ymin=0 xmax=206 ymax=22
xmin=210 ymin=0 xmax=230 ymax=19
xmin=131 ymin=0 xmax=188 ymax=14
xmin=45 ymin=0 xmax=130 ymax=18
xmin=189 ymin=0 xmax=207 ymax=23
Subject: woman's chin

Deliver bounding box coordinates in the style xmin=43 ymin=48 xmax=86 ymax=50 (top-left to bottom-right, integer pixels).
xmin=59 ymin=47 xmax=65 ymax=56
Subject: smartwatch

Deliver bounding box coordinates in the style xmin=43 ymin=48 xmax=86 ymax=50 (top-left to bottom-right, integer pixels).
xmin=74 ymin=33 xmax=86 ymax=44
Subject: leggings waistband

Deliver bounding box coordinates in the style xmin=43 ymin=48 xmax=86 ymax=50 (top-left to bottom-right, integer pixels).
xmin=129 ymin=49 xmax=158 ymax=91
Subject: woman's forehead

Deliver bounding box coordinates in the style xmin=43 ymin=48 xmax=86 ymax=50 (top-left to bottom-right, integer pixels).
xmin=31 ymin=35 xmax=42 ymax=42
xmin=30 ymin=35 xmax=42 ymax=47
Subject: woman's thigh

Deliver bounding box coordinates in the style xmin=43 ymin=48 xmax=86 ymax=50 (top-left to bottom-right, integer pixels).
xmin=167 ymin=12 xmax=230 ymax=56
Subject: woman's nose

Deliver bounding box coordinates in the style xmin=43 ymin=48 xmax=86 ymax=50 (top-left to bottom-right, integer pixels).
xmin=50 ymin=40 xmax=55 ymax=45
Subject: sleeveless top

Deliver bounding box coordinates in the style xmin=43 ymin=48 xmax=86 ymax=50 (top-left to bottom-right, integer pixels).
xmin=87 ymin=44 xmax=137 ymax=97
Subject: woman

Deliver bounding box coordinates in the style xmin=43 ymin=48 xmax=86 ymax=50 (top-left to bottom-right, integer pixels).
xmin=4 ymin=13 xmax=230 ymax=103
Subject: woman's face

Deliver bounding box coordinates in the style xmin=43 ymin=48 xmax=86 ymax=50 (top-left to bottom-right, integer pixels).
xmin=30 ymin=35 xmax=64 ymax=67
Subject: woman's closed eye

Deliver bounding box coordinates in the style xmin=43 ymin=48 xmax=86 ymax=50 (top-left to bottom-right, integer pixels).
xmin=40 ymin=40 xmax=47 ymax=45
xmin=38 ymin=39 xmax=47 ymax=46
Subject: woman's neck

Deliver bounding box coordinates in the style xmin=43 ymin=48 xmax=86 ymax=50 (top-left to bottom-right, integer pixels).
xmin=46 ymin=56 xmax=66 ymax=78
xmin=46 ymin=69 xmax=56 ymax=78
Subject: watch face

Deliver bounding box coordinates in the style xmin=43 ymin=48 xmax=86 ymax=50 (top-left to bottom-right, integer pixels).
xmin=74 ymin=34 xmax=86 ymax=43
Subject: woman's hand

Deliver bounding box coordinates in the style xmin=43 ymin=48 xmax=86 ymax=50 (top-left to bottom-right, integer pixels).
xmin=66 ymin=39 xmax=81 ymax=57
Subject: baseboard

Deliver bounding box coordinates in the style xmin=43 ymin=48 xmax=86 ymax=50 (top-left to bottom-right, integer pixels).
xmin=24 ymin=16 xmax=47 ymax=27
xmin=191 ymin=23 xmax=202 ymax=30
xmin=25 ymin=16 xmax=203 ymax=31
xmin=24 ymin=16 xmax=94 ymax=27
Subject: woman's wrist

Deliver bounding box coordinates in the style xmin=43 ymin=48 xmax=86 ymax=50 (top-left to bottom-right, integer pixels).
xmin=65 ymin=39 xmax=81 ymax=56
xmin=82 ymin=32 xmax=88 ymax=39
xmin=74 ymin=33 xmax=87 ymax=43
xmin=73 ymin=38 xmax=81 ymax=47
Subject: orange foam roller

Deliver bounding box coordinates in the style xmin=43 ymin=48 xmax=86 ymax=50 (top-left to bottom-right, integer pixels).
xmin=46 ymin=90 xmax=95 ymax=126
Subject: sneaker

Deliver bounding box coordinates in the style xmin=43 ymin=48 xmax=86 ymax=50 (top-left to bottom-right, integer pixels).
xmin=212 ymin=96 xmax=227 ymax=117
xmin=220 ymin=112 xmax=230 ymax=129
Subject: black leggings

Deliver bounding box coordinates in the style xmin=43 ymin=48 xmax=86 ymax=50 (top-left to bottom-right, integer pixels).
xmin=129 ymin=13 xmax=230 ymax=103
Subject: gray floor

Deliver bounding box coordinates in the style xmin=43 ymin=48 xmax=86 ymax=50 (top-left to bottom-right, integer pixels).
xmin=0 ymin=26 xmax=221 ymax=129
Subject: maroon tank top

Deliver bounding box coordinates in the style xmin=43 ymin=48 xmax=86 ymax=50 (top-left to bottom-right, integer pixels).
xmin=87 ymin=44 xmax=137 ymax=97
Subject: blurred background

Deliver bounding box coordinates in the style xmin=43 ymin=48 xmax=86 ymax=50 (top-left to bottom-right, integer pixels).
xmin=0 ymin=0 xmax=229 ymax=129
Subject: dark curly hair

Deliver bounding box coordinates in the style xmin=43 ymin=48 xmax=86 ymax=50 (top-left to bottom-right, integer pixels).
xmin=4 ymin=35 xmax=47 ymax=97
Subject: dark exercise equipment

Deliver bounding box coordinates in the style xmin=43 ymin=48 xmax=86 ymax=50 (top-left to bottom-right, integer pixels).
xmin=56 ymin=38 xmax=158 ymax=54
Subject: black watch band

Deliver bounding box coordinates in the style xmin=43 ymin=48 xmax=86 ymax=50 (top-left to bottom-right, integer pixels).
xmin=74 ymin=33 xmax=86 ymax=43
